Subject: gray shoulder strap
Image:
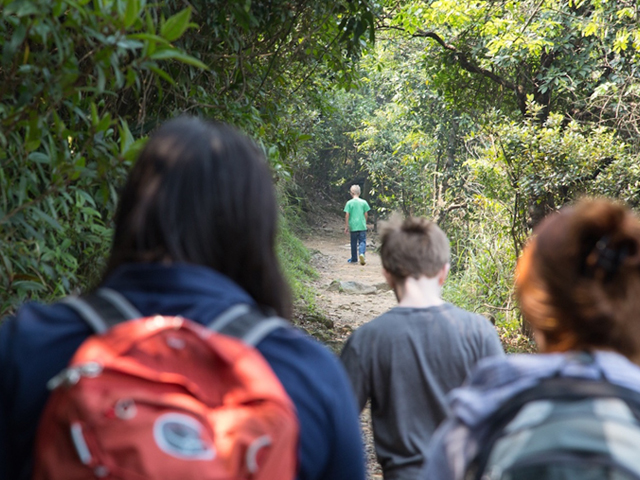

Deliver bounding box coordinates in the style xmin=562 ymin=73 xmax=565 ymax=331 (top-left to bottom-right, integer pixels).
xmin=207 ymin=304 xmax=290 ymax=346
xmin=62 ymin=296 xmax=109 ymax=334
xmin=62 ymin=288 xmax=141 ymax=334
xmin=242 ymin=317 xmax=290 ymax=346
xmin=207 ymin=304 xmax=252 ymax=332
xmin=95 ymin=288 xmax=142 ymax=320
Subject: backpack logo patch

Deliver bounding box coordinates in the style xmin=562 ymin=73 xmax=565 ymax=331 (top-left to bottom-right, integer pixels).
xmin=153 ymin=413 xmax=215 ymax=461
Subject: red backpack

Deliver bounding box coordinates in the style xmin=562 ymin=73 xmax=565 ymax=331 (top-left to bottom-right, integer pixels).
xmin=32 ymin=288 xmax=299 ymax=480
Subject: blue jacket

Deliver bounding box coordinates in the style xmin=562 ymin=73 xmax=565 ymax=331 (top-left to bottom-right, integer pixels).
xmin=421 ymin=351 xmax=640 ymax=480
xmin=0 ymin=263 xmax=366 ymax=480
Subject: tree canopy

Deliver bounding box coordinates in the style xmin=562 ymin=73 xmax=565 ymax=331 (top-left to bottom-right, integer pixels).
xmin=298 ymin=0 xmax=640 ymax=327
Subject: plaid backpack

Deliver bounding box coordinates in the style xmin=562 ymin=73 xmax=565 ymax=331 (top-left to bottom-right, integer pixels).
xmin=466 ymin=375 xmax=640 ymax=480
xmin=32 ymin=288 xmax=298 ymax=480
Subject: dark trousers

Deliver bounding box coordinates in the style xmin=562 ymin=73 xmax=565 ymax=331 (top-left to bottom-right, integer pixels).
xmin=350 ymin=230 xmax=366 ymax=262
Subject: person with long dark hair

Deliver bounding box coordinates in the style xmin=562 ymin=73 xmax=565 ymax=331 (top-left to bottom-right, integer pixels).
xmin=0 ymin=117 xmax=366 ymax=480
xmin=421 ymin=198 xmax=640 ymax=480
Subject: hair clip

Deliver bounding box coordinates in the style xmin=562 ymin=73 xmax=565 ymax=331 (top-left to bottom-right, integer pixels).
xmin=585 ymin=235 xmax=628 ymax=281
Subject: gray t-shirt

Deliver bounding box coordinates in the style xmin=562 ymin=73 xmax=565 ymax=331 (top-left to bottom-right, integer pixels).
xmin=340 ymin=303 xmax=504 ymax=480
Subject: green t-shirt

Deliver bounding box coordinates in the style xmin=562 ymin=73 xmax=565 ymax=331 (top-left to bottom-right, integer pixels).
xmin=344 ymin=197 xmax=370 ymax=231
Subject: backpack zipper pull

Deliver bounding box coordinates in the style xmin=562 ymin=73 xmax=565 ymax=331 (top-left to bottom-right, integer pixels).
xmin=47 ymin=362 xmax=103 ymax=390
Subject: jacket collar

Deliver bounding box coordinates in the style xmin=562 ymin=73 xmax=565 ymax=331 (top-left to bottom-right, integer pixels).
xmin=100 ymin=263 xmax=256 ymax=325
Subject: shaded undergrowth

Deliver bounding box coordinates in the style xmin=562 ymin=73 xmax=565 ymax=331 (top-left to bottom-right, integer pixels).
xmin=276 ymin=199 xmax=346 ymax=350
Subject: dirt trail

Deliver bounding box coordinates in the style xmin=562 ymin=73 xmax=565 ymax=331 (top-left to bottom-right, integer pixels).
xmin=302 ymin=215 xmax=395 ymax=480
xmin=304 ymin=216 xmax=396 ymax=337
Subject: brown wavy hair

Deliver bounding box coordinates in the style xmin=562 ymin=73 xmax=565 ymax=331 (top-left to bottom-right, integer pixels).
xmin=516 ymin=198 xmax=640 ymax=362
xmin=380 ymin=217 xmax=450 ymax=281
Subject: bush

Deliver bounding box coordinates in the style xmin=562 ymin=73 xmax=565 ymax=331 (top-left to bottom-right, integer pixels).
xmin=443 ymin=199 xmax=518 ymax=326
xmin=277 ymin=212 xmax=319 ymax=316
xmin=0 ymin=0 xmax=376 ymax=318
xmin=0 ymin=0 xmax=205 ymax=316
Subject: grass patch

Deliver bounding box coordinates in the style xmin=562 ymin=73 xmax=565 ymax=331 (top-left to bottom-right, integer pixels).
xmin=276 ymin=207 xmax=340 ymax=348
xmin=496 ymin=323 xmax=537 ymax=354
xmin=277 ymin=213 xmax=319 ymax=317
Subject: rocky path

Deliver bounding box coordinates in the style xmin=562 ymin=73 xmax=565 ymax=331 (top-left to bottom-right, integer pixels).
xmin=302 ymin=216 xmax=396 ymax=479
xmin=304 ymin=217 xmax=396 ymax=338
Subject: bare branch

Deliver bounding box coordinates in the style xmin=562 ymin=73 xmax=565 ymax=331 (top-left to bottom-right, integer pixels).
xmin=482 ymin=303 xmax=516 ymax=312
xmin=520 ymin=0 xmax=546 ymax=35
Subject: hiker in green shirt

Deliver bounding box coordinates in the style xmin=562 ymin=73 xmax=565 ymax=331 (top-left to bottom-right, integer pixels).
xmin=344 ymin=185 xmax=371 ymax=265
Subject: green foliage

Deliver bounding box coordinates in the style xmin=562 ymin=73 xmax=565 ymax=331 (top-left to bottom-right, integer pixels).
xmin=370 ymin=39 xmax=473 ymax=223
xmin=496 ymin=323 xmax=537 ymax=354
xmin=349 ymin=46 xmax=437 ymax=217
xmin=469 ymin=106 xmax=636 ymax=250
xmin=384 ymin=0 xmax=640 ymax=125
xmin=290 ymin=86 xmax=375 ymax=204
xmin=443 ymin=201 xmax=517 ymax=326
xmin=157 ymin=0 xmax=377 ymax=178
xmin=0 ymin=0 xmax=377 ymax=317
xmin=0 ymin=0 xmax=203 ymax=316
xmin=439 ymin=105 xmax=636 ymax=337
xmin=277 ymin=212 xmax=319 ymax=316
xmin=300 ymin=37 xmax=475 ymax=224
xmin=301 ymin=0 xmax=640 ymax=344
xmin=5 ymin=0 xmax=640 ymax=354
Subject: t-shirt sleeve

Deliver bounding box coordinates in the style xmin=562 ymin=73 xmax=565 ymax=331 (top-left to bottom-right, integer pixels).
xmin=343 ymin=202 xmax=350 ymax=213
xmin=364 ymin=201 xmax=371 ymax=212
xmin=340 ymin=334 xmax=369 ymax=411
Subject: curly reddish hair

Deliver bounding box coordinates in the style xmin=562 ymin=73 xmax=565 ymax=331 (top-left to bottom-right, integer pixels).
xmin=516 ymin=198 xmax=640 ymax=362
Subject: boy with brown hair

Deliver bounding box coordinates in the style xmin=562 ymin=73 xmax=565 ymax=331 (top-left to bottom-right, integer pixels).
xmin=340 ymin=217 xmax=504 ymax=480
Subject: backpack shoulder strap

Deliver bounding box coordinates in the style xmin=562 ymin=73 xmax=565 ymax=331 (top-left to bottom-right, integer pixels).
xmin=62 ymin=287 xmax=142 ymax=334
xmin=207 ymin=305 xmax=290 ymax=347
xmin=492 ymin=377 xmax=640 ymax=418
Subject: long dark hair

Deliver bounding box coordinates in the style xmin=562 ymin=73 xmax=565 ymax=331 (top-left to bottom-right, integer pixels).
xmin=104 ymin=117 xmax=291 ymax=318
